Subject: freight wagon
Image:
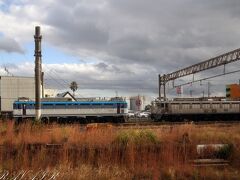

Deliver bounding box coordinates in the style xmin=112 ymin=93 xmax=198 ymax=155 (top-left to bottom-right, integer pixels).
xmin=151 ymin=99 xmax=240 ymax=121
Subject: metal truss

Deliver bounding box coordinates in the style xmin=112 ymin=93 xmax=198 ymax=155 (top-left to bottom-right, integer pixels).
xmin=160 ymin=48 xmax=240 ymax=82
xmin=172 ymin=69 xmax=240 ymax=89
xmin=158 ymin=48 xmax=240 ymax=99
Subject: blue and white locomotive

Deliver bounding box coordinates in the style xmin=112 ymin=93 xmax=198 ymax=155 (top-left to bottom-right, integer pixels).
xmin=13 ymin=98 xmax=128 ymax=123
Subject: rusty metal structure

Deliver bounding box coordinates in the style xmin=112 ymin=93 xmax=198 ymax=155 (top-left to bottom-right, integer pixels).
xmin=159 ymin=48 xmax=240 ymax=100
xmin=34 ymin=26 xmax=42 ymax=121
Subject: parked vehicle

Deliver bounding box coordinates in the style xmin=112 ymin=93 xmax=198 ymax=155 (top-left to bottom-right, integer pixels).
xmin=136 ymin=111 xmax=150 ymax=118
xmin=127 ymin=111 xmax=135 ymax=118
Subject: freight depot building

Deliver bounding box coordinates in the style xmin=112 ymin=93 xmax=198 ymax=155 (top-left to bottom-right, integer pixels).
xmin=0 ymin=76 xmax=35 ymax=115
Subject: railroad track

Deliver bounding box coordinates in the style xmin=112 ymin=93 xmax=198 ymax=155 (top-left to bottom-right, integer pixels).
xmin=115 ymin=120 xmax=240 ymax=128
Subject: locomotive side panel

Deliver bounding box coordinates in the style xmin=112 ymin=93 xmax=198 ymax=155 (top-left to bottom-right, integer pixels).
xmin=151 ymin=100 xmax=240 ymax=121
xmin=13 ymin=101 xmax=128 ymax=122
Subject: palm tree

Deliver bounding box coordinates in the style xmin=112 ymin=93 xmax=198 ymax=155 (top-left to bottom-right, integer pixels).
xmin=70 ymin=81 xmax=78 ymax=97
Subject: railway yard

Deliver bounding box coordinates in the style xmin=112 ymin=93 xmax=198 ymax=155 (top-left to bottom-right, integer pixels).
xmin=0 ymin=15 xmax=240 ymax=179
xmin=0 ymin=120 xmax=240 ymax=179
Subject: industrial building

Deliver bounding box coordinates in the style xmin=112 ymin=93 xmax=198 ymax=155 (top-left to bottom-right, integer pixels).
xmin=44 ymin=88 xmax=58 ymax=97
xmin=0 ymin=76 xmax=36 ymax=116
xmin=226 ymin=84 xmax=240 ymax=99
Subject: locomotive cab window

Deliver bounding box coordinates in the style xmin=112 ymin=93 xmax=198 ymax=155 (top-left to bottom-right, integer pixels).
xmin=13 ymin=104 xmax=18 ymax=109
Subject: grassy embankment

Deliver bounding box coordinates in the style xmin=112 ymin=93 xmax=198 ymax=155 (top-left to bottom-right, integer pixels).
xmin=0 ymin=121 xmax=240 ymax=179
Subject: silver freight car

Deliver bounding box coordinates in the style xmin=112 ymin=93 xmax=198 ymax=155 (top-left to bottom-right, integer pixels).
xmin=151 ymin=99 xmax=240 ymax=121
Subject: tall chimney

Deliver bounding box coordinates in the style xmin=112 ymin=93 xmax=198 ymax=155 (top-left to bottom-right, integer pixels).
xmin=34 ymin=26 xmax=42 ymax=121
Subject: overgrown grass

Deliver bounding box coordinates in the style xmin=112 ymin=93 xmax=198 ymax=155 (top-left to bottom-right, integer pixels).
xmin=0 ymin=120 xmax=240 ymax=179
xmin=115 ymin=129 xmax=160 ymax=146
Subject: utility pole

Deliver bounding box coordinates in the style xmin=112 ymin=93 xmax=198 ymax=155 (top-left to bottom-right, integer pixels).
xmin=158 ymin=74 xmax=161 ymax=100
xmin=34 ymin=26 xmax=42 ymax=122
xmin=158 ymin=74 xmax=167 ymax=101
xmin=207 ymin=81 xmax=211 ymax=98
xmin=190 ymin=90 xmax=193 ymax=97
xmin=163 ymin=74 xmax=166 ymax=101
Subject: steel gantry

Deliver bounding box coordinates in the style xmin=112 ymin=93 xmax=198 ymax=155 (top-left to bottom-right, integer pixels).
xmin=159 ymin=48 xmax=240 ymax=100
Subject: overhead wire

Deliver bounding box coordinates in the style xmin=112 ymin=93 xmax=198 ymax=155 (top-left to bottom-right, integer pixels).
xmin=44 ymin=67 xmax=70 ymax=86
xmin=171 ymin=69 xmax=240 ymax=89
xmin=43 ymin=67 xmax=86 ymax=97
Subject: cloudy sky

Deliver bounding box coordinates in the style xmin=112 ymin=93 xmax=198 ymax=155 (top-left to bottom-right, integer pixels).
xmin=0 ymin=0 xmax=240 ymax=99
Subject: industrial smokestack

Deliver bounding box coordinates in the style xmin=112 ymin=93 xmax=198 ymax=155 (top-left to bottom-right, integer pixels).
xmin=34 ymin=26 xmax=42 ymax=121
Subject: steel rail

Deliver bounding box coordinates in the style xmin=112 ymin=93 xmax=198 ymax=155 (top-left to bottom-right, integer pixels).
xmin=116 ymin=120 xmax=240 ymax=128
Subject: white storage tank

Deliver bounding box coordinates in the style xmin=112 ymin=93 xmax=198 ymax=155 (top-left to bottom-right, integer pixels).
xmin=129 ymin=95 xmax=145 ymax=111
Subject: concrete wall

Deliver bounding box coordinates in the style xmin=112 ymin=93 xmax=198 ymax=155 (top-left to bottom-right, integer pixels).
xmin=0 ymin=76 xmax=35 ymax=112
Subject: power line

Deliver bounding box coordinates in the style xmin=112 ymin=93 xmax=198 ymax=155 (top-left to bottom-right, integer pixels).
xmin=45 ymin=67 xmax=70 ymax=86
xmin=172 ymin=69 xmax=240 ymax=89
xmin=44 ymin=72 xmax=67 ymax=89
xmin=43 ymin=66 xmax=94 ymax=98
xmin=44 ymin=67 xmax=68 ymax=86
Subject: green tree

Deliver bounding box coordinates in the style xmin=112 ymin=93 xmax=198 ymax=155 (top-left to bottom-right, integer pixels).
xmin=70 ymin=81 xmax=78 ymax=97
xmin=145 ymin=104 xmax=151 ymax=111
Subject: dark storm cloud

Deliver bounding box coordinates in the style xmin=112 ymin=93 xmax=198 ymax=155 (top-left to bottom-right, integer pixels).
xmin=42 ymin=0 xmax=240 ymax=72
xmin=44 ymin=1 xmax=109 ymax=51
xmin=2 ymin=0 xmax=240 ymax=97
xmin=42 ymin=0 xmax=240 ymax=96
xmin=0 ymin=37 xmax=24 ymax=54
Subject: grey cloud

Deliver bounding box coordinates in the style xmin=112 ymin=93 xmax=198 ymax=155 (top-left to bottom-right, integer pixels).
xmin=0 ymin=37 xmax=25 ymax=54
xmin=95 ymin=62 xmax=108 ymax=71
xmin=40 ymin=0 xmax=240 ymax=73
xmin=41 ymin=61 xmax=158 ymax=95
xmin=2 ymin=0 xmax=240 ymax=97
xmin=45 ymin=2 xmax=109 ymax=51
